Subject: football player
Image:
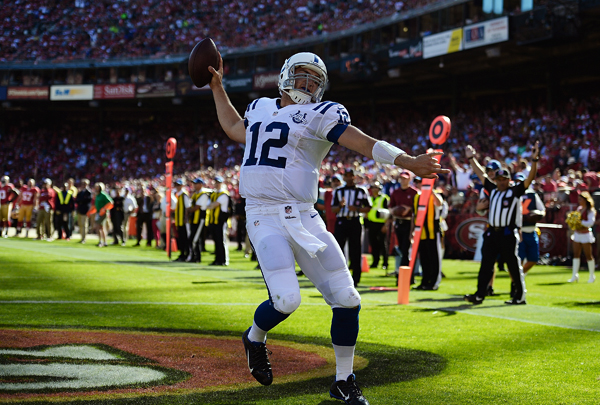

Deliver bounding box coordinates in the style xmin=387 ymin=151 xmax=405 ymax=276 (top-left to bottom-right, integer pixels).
xmin=0 ymin=176 xmax=19 ymax=237
xmin=208 ymin=52 xmax=449 ymax=405
xmin=15 ymin=178 xmax=39 ymax=238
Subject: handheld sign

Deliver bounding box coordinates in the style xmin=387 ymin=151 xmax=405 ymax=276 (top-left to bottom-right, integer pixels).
xmin=429 ymin=115 xmax=451 ymax=146
xmin=165 ymin=138 xmax=177 ymax=259
xmin=398 ymin=117 xmax=451 ymax=304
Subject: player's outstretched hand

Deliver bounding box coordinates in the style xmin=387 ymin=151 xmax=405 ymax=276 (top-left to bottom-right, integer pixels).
xmin=400 ymin=152 xmax=450 ymax=179
xmin=465 ymin=145 xmax=476 ymax=159
xmin=208 ymin=52 xmax=224 ymax=89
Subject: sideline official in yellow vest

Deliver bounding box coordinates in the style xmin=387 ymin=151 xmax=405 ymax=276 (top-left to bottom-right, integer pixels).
xmin=174 ymin=179 xmax=191 ymax=262
xmin=55 ymin=182 xmax=75 ymax=240
xmin=366 ymin=182 xmax=390 ymax=270
xmin=187 ymin=178 xmax=212 ymax=263
xmin=412 ymin=183 xmax=443 ymax=290
xmin=207 ymin=176 xmax=230 ymax=266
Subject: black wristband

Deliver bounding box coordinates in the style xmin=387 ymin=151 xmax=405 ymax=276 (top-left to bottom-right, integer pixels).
xmin=532 ymin=158 xmax=539 ymax=162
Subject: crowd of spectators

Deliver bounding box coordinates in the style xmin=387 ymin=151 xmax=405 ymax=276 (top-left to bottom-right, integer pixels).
xmin=2 ymin=94 xmax=599 ymax=201
xmin=1 ymin=0 xmax=412 ymax=63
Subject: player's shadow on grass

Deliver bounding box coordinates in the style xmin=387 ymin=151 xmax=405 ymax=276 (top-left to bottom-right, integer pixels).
xmin=86 ymin=331 xmax=445 ymax=405
xmin=536 ymin=282 xmax=569 ymax=286
xmin=559 ymin=301 xmax=600 ymax=307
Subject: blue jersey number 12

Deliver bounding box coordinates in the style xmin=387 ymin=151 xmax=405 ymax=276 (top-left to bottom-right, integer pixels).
xmin=243 ymin=121 xmax=289 ymax=169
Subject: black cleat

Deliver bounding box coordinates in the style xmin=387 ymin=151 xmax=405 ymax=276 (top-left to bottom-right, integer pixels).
xmin=504 ymin=298 xmax=527 ymax=305
xmin=486 ymin=286 xmax=495 ymax=296
xmin=329 ymin=374 xmax=370 ymax=405
xmin=464 ymin=294 xmax=484 ymax=305
xmin=242 ymin=327 xmax=273 ymax=386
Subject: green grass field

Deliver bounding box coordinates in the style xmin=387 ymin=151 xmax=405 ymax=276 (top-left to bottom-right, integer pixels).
xmin=1 ymin=236 xmax=599 ymax=404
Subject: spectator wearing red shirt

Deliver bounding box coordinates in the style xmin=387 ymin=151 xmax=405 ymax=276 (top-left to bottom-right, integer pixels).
xmin=37 ymin=179 xmax=56 ymax=240
xmin=387 ymin=170 xmax=418 ymax=273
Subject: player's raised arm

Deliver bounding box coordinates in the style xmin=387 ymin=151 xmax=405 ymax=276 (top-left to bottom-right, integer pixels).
xmin=208 ymin=53 xmax=246 ymax=144
xmin=337 ymin=125 xmax=450 ymax=179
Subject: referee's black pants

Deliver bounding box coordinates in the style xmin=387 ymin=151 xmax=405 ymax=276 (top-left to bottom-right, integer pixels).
xmin=176 ymin=225 xmax=189 ymax=259
xmin=367 ymin=221 xmax=388 ymax=268
xmin=189 ymin=220 xmax=204 ymax=262
xmin=334 ymin=217 xmax=363 ymax=287
xmin=477 ymin=227 xmax=525 ymax=300
xmin=418 ymin=236 xmax=441 ymax=289
xmin=394 ymin=219 xmax=412 ymax=268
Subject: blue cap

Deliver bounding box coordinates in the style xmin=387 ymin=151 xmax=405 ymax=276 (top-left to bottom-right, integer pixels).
xmin=332 ymin=174 xmax=343 ymax=181
xmin=192 ymin=178 xmax=204 ymax=185
xmin=514 ymin=173 xmax=526 ymax=182
xmin=486 ymin=160 xmax=501 ymax=171
xmin=174 ymin=178 xmax=185 ymax=186
xmin=214 ymin=176 xmax=224 ymax=183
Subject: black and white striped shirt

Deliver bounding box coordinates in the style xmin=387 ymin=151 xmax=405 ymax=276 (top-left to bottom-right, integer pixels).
xmin=484 ymin=179 xmax=525 ymax=228
xmin=331 ymin=185 xmax=371 ymax=219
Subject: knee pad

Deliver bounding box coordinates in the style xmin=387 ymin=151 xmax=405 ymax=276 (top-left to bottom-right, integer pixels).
xmin=272 ymin=290 xmax=301 ymax=314
xmin=333 ymin=286 xmax=361 ymax=308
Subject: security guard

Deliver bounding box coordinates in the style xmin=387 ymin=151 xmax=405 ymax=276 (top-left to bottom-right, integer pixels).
xmin=207 ymin=176 xmax=230 ymax=266
xmin=331 ymin=169 xmax=371 ymax=287
xmin=187 ymin=178 xmax=211 ymax=263
xmin=464 ymin=142 xmax=540 ymax=305
xmin=366 ymin=182 xmax=390 ymax=270
xmin=174 ymin=178 xmax=191 ymax=262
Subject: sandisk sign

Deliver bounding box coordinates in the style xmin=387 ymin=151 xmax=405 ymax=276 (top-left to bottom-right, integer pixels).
xmin=50 ymin=85 xmax=94 ymax=101
xmin=94 ymin=84 xmax=136 ymax=99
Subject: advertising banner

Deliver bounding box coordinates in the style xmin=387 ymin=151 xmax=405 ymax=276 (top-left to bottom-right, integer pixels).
xmin=423 ymin=28 xmax=463 ymax=59
xmin=253 ymin=72 xmax=279 ymax=90
xmin=463 ymin=16 xmax=509 ymax=50
xmin=94 ymin=84 xmax=136 ymax=99
xmin=176 ymin=80 xmax=211 ymax=96
xmin=224 ymin=75 xmax=253 ymax=92
xmin=388 ymin=39 xmax=423 ymax=66
xmin=136 ymin=82 xmax=175 ymax=98
xmin=50 ymin=85 xmax=94 ymax=101
xmin=7 ymin=86 xmax=49 ymax=100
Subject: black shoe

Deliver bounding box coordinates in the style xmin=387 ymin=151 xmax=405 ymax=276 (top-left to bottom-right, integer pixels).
xmin=133 ymin=243 xmax=140 ymax=247
xmin=487 ymin=286 xmax=495 ymax=296
xmin=296 ymin=270 xmax=304 ymax=277
xmin=242 ymin=327 xmax=273 ymax=386
xmin=175 ymin=256 xmax=186 ymax=262
xmin=210 ymin=261 xmax=224 ymax=266
xmin=329 ymin=374 xmax=370 ymax=405
xmin=412 ymin=285 xmax=425 ymax=290
xmin=464 ymin=294 xmax=484 ymax=305
xmin=504 ymin=298 xmax=527 ymax=305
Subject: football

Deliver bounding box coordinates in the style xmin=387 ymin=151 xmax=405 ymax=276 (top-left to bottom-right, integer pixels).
xmin=188 ymin=38 xmax=219 ymax=88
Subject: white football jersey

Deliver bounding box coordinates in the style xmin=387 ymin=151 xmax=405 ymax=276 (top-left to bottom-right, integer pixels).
xmin=240 ymin=97 xmax=350 ymax=206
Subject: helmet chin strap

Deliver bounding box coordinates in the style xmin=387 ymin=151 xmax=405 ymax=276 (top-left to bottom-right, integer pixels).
xmin=283 ymin=89 xmax=313 ymax=105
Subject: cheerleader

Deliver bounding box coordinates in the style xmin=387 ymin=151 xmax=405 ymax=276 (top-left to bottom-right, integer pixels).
xmin=567 ymin=191 xmax=596 ymax=283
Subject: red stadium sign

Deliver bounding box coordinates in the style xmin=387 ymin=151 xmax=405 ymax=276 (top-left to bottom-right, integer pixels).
xmin=94 ymin=84 xmax=136 ymax=99
xmin=7 ymin=86 xmax=49 ymax=100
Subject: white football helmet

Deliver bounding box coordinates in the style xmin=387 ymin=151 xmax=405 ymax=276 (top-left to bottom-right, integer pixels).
xmin=278 ymin=52 xmax=328 ymax=105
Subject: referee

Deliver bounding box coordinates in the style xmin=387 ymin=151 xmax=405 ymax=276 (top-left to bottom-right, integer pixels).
xmin=463 ymin=142 xmax=540 ymax=305
xmin=331 ymin=169 xmax=372 ymax=287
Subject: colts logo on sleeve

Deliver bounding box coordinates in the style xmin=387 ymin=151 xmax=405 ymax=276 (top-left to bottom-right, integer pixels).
xmin=290 ymin=111 xmax=308 ymax=124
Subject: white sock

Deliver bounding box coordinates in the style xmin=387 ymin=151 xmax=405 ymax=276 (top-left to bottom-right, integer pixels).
xmin=572 ymin=258 xmax=580 ymax=278
xmin=248 ymin=321 xmax=268 ymax=344
xmin=588 ymin=259 xmax=595 ymax=279
xmin=333 ymin=344 xmax=355 ymax=381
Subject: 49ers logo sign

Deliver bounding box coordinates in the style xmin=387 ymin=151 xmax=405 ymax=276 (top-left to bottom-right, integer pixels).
xmin=455 ymin=217 xmax=488 ymax=252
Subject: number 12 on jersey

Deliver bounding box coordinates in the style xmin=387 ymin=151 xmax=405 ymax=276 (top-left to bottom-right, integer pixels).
xmin=244 ymin=121 xmax=290 ymax=169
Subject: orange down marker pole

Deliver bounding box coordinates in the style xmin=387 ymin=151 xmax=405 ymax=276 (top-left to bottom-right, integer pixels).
xmin=397 ymin=116 xmax=450 ymax=304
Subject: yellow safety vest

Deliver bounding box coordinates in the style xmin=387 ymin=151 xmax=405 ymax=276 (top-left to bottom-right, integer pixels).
xmin=174 ymin=191 xmax=189 ymax=227
xmin=207 ymin=191 xmax=228 ymax=225
xmin=190 ymin=191 xmax=209 ymax=224
xmin=367 ymin=194 xmax=390 ymax=223
xmin=413 ymin=192 xmax=440 ymax=240
xmin=56 ymin=190 xmax=73 ymax=206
